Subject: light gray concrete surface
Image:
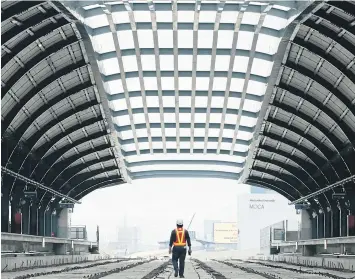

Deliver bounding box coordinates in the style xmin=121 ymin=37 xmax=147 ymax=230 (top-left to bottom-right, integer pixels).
xmin=247 ymin=259 xmax=355 ymax=279
xmin=253 ymin=254 xmax=355 ymax=271
xmin=1 ymin=254 xmax=112 ymax=271
xmin=1 ymin=259 xmax=128 ymax=279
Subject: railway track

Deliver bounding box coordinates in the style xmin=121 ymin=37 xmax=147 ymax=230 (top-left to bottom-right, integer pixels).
xmin=3 ymin=257 xmax=355 ymax=279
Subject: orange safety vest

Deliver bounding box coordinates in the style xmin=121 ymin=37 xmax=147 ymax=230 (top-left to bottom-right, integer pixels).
xmin=173 ymin=228 xmax=186 ymax=247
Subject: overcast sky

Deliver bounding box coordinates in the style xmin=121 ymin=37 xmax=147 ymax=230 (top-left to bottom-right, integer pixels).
xmin=71 ymin=178 xmax=252 ymax=244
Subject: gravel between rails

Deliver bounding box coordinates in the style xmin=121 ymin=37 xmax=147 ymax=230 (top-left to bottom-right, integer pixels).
xmin=3 ymin=259 xmax=142 ymax=279
xmin=218 ymin=259 xmax=346 ymax=279
xmin=245 ymin=260 xmax=355 ymax=279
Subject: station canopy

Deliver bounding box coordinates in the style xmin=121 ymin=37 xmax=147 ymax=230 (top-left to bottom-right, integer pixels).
xmin=65 ymin=0 xmax=306 ymax=181
xmin=2 ymin=0 xmax=354 ymax=210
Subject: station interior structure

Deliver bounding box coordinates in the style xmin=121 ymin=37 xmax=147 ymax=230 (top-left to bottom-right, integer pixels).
xmin=1 ymin=0 xmax=355 ymax=255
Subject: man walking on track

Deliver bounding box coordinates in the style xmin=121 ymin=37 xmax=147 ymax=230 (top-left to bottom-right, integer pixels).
xmin=169 ymin=219 xmax=192 ymax=278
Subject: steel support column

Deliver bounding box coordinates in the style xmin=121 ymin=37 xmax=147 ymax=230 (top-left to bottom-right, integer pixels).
xmin=21 ymin=204 xmax=30 ymax=235
xmin=1 ymin=194 xmax=10 ymax=232
xmin=29 ymin=204 xmax=38 ymax=235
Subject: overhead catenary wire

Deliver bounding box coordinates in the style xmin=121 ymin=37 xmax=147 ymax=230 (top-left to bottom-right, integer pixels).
xmin=1 ymin=166 xmax=81 ymax=204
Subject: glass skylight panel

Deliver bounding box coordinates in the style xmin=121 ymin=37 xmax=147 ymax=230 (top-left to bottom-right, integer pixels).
xmin=180 ymin=141 xmax=190 ymax=149
xmin=139 ymin=141 xmax=150 ymax=151
xmin=163 ymin=96 xmax=176 ymax=107
xmin=166 ymin=141 xmax=177 ymax=149
xmin=211 ymin=96 xmax=225 ymax=108
xmin=104 ymin=79 xmax=124 ymax=95
xmin=152 ymin=141 xmax=164 ymax=149
xmin=136 ymin=128 xmax=148 ymax=138
xmin=122 ymin=55 xmax=138 ymax=72
xmin=161 ymin=76 xmax=175 ymax=90
xmin=234 ymin=143 xmax=249 ymax=152
xmin=178 ymin=30 xmax=194 ymax=48
xmin=195 ymin=77 xmax=210 ymax=90
xmin=92 ymin=33 xmax=115 ymax=54
xmin=179 ymin=112 xmax=191 ymax=123
xmin=133 ymin=113 xmax=146 ymax=124
xmin=209 ymin=128 xmax=220 ymax=137
xmin=236 ymin=31 xmax=254 ymax=50
xmin=179 ymin=96 xmax=192 ymax=107
xmin=99 ymin=58 xmax=120 ymax=76
xmin=164 ymin=112 xmax=175 ymax=123
xmin=230 ymin=78 xmax=244 ymax=92
xmin=256 ymin=34 xmax=281 ymax=55
xmin=194 ymin=141 xmax=205 ymax=149
xmin=217 ymin=30 xmax=234 ymax=49
xmin=148 ymin=113 xmax=160 ymax=123
xmin=158 ymin=30 xmax=174 ymax=48
xmin=122 ymin=143 xmax=137 ymax=152
xmin=160 ymin=55 xmax=174 ymax=71
xmin=251 ymin=59 xmax=273 ymax=77
xmin=197 ymin=56 xmax=212 ymax=71
xmin=146 ymin=96 xmax=159 ymax=107
xmin=134 ymin=11 xmax=152 ymax=22
xmin=199 ymin=11 xmax=217 ymax=23
xmin=85 ymin=14 xmax=108 ymax=29
xmin=112 ymin=11 xmax=130 ymax=24
xmin=110 ymin=98 xmax=127 ymax=111
xmin=195 ymin=113 xmax=207 ymax=124
xmin=222 ymin=128 xmax=235 ymax=139
xmin=224 ymin=113 xmax=238 ymax=125
xmin=220 ymin=142 xmax=233 ymax=151
xmin=178 ymin=11 xmax=195 ymax=23
xmin=126 ymin=77 xmax=141 ymax=92
xmin=198 ymin=30 xmax=214 ymax=49
xmin=141 ymin=55 xmax=156 ymax=71
xmin=179 ymin=77 xmax=192 ymax=90
xmin=115 ymin=114 xmax=131 ymax=126
xmin=263 ymin=14 xmax=288 ymax=30
xmin=151 ymin=127 xmax=162 ymax=137
xmin=178 ymin=55 xmax=193 ymax=71
xmin=220 ymin=11 xmax=239 ymax=23
xmin=207 ymin=141 xmax=218 ymax=150
xmin=237 ymin=130 xmax=253 ymax=141
xmin=195 ymin=96 xmax=208 ymax=107
xmin=137 ymin=30 xmax=154 ymax=48
xmin=120 ymin=130 xmax=134 ymax=140
xmin=215 ymin=55 xmax=231 ymax=71
xmin=143 ymin=77 xmax=158 ymax=90
xmin=117 ymin=30 xmax=135 ymax=49
xmin=130 ymin=96 xmax=144 ymax=109
xmin=246 ymin=79 xmax=266 ymax=96
xmin=241 ymin=11 xmax=261 ymax=25
xmin=233 ymin=55 xmax=249 ymax=72
xmin=194 ymin=128 xmax=205 ymax=137
xmin=165 ymin=127 xmax=176 ymax=137
xmin=210 ymin=113 xmax=223 ymax=124
xmin=240 ymin=115 xmax=258 ymax=127
xmin=243 ymin=99 xmax=262 ymax=113
xmin=213 ymin=77 xmax=228 ymax=91
xmin=155 ymin=11 xmax=173 ymax=22
xmin=180 ymin=128 xmax=191 ymax=137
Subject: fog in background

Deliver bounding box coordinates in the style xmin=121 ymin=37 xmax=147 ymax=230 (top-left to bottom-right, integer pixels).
xmin=71 ymin=178 xmax=252 ymax=245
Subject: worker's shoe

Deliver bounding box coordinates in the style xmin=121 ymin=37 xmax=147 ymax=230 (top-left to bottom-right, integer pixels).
xmin=174 ymin=271 xmax=178 ymax=277
xmin=179 ymin=276 xmax=185 ymax=278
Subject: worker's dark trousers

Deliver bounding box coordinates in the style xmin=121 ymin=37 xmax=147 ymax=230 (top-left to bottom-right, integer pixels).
xmin=172 ymin=246 xmax=187 ymax=276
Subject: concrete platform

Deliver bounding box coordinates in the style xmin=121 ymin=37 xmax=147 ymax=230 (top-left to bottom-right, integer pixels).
xmin=1 ymin=232 xmax=98 ymax=256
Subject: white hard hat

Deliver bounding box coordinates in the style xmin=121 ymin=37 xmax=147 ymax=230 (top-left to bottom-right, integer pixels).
xmin=176 ymin=219 xmax=183 ymax=226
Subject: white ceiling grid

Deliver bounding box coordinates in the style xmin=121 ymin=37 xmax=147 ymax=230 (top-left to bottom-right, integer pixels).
xmin=76 ymin=0 xmax=300 ymax=180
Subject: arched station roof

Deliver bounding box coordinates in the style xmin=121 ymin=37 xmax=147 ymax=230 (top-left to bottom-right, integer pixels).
xmin=1 ymin=1 xmax=125 ymax=209
xmin=65 ymin=0 xmax=307 ymax=181
xmin=243 ymin=1 xmax=355 ymax=213
xmin=1 ymin=0 xmax=354 ymax=207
